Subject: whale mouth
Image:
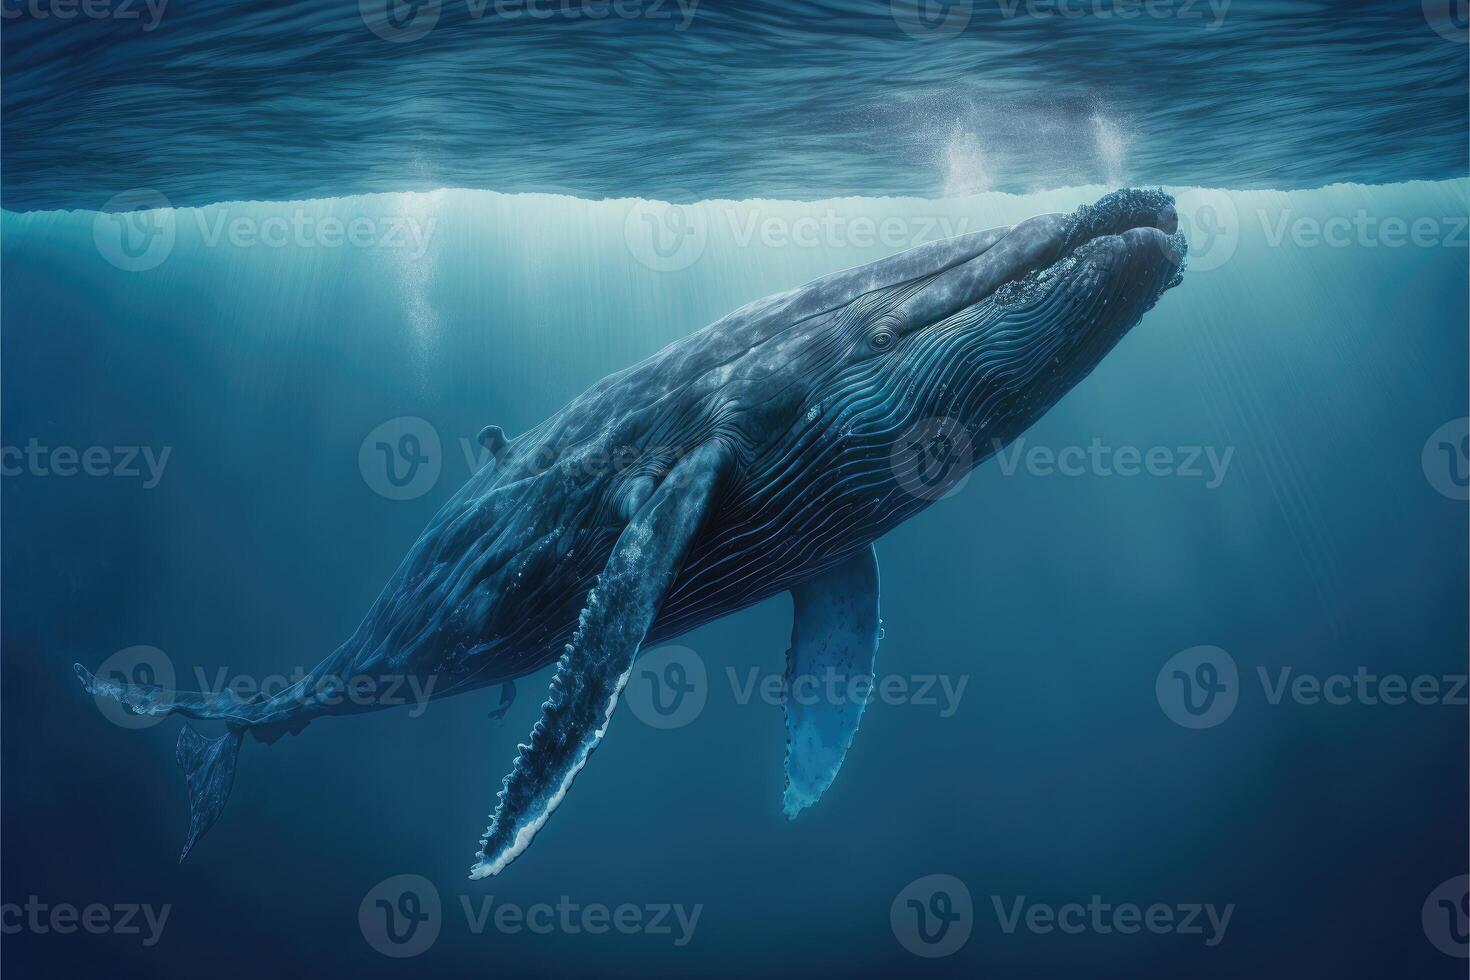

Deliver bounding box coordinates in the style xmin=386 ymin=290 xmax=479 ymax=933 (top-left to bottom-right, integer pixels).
xmin=891 ymin=188 xmax=1187 ymax=332
xmin=1026 ymin=187 xmax=1186 ymax=288
xmin=988 ymin=189 xmax=1188 ymax=312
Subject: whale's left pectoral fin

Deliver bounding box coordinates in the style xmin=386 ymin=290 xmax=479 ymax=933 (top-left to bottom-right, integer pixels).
xmin=469 ymin=441 xmax=730 ymax=878
xmin=782 ymin=544 xmax=880 ymax=819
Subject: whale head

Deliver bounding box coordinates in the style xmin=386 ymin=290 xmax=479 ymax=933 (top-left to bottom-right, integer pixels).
xmin=865 ymin=187 xmax=1186 ymax=446
xmin=727 ymin=188 xmax=1186 ymax=528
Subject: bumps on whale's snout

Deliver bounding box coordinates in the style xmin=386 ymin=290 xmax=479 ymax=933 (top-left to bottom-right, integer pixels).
xmin=1063 ymin=188 xmax=1179 ymax=250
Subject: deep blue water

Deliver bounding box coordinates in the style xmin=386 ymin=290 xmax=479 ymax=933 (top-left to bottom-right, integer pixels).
xmin=2 ymin=0 xmax=1468 ymax=209
xmin=3 ymin=2 xmax=1469 ymax=978
xmin=3 ymin=181 xmax=1467 ymax=977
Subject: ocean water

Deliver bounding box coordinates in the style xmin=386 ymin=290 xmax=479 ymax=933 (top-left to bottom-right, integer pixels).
xmin=3 ymin=180 xmax=1466 ymax=977
xmin=3 ymin=3 xmax=1469 ymax=978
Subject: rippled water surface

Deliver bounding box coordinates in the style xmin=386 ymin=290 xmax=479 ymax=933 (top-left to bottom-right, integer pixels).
xmin=3 ymin=0 xmax=1467 ymax=210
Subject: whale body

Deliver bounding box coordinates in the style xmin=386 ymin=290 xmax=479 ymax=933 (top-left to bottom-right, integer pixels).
xmin=77 ymin=189 xmax=1186 ymax=877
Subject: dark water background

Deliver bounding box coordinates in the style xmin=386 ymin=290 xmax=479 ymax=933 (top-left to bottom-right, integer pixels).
xmin=2 ymin=180 xmax=1467 ymax=977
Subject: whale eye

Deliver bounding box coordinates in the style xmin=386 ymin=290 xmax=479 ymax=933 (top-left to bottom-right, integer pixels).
xmin=868 ymin=311 xmax=905 ymax=353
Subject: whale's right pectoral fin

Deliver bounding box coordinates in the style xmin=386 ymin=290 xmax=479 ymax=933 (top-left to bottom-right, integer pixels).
xmin=469 ymin=441 xmax=730 ymax=878
xmin=782 ymin=544 xmax=881 ymax=819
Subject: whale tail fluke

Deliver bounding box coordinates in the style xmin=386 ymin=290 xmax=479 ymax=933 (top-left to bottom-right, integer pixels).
xmin=175 ymin=724 xmax=244 ymax=862
xmin=74 ymin=661 xmax=278 ymax=860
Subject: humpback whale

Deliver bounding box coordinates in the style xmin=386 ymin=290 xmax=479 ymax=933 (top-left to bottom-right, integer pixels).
xmin=76 ymin=189 xmax=1186 ymax=877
